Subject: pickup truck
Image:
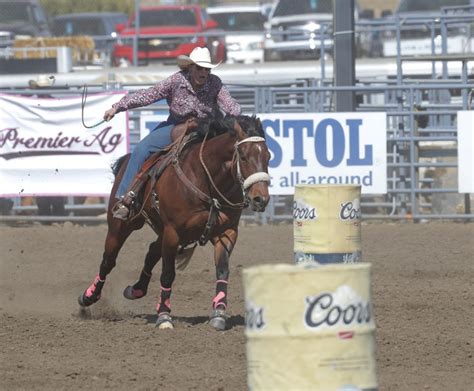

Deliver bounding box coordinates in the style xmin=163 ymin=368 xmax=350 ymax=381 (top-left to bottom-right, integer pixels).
xmin=112 ymin=5 xmax=226 ymax=66
xmin=0 ymin=0 xmax=51 ymax=48
xmin=263 ymin=0 xmax=375 ymax=61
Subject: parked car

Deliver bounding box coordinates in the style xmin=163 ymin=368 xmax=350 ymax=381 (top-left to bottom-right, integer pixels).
xmin=207 ymin=5 xmax=267 ymax=64
xmin=0 ymin=0 xmax=51 ymax=48
xmin=52 ymin=12 xmax=128 ymax=65
xmin=382 ymin=0 xmax=474 ymax=56
xmin=112 ymin=5 xmax=226 ymax=67
xmin=263 ymin=0 xmax=373 ymax=61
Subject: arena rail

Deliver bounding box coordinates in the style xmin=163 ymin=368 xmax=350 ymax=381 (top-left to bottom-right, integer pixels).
xmin=1 ymin=77 xmax=472 ymax=224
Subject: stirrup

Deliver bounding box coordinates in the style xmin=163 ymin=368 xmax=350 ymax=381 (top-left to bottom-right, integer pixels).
xmin=112 ymin=202 xmax=130 ymax=220
xmin=112 ymin=191 xmax=136 ymax=220
xmin=122 ymin=190 xmax=136 ymax=206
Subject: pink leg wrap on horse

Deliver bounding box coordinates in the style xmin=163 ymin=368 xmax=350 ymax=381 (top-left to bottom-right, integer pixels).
xmin=212 ymin=291 xmax=227 ymax=309
xmin=213 ymin=280 xmax=228 ymax=309
xmin=85 ymin=275 xmax=105 ymax=298
xmin=156 ymin=286 xmax=172 ymax=314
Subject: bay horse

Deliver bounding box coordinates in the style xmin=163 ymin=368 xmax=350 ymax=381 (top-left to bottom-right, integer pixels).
xmin=78 ymin=114 xmax=271 ymax=330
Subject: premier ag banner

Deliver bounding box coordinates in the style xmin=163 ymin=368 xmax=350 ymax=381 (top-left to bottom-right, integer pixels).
xmin=260 ymin=113 xmax=387 ymax=194
xmin=0 ymin=93 xmax=128 ymax=196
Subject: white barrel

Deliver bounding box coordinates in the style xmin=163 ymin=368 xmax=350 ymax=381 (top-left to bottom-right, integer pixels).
xmin=294 ymin=184 xmax=361 ymax=265
xmin=244 ymin=263 xmax=377 ymax=391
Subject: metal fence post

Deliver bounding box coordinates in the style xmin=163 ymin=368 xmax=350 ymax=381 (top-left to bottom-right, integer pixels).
xmin=133 ymin=0 xmax=141 ymax=67
xmin=333 ymin=0 xmax=356 ymax=112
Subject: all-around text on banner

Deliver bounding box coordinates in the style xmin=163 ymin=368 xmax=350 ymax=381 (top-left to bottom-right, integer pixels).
xmin=259 ymin=113 xmax=387 ymax=194
xmin=0 ymin=93 xmax=129 ymax=196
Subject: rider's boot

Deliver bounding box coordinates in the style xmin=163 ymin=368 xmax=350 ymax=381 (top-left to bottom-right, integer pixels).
xmin=112 ymin=177 xmax=145 ymax=220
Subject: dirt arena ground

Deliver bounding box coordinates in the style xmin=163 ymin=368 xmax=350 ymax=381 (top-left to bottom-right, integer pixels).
xmin=0 ymin=221 xmax=473 ymax=390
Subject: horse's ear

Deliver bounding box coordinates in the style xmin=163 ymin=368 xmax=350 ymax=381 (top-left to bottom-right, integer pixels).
xmin=234 ymin=118 xmax=246 ymax=139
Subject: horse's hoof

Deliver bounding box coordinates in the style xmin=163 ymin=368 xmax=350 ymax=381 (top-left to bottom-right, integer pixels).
xmin=209 ymin=309 xmax=227 ymax=331
xmin=157 ymin=321 xmax=174 ymax=330
xmin=123 ymin=285 xmax=146 ymax=300
xmin=78 ymin=293 xmax=99 ymax=307
xmin=156 ymin=313 xmax=174 ymax=330
xmin=209 ymin=316 xmax=226 ymax=331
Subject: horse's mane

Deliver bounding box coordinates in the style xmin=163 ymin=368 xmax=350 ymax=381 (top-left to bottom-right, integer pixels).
xmin=194 ymin=112 xmax=235 ymax=140
xmin=194 ymin=113 xmax=265 ymax=140
xmin=112 ymin=154 xmax=129 ymax=177
xmin=112 ymin=113 xmax=265 ymax=177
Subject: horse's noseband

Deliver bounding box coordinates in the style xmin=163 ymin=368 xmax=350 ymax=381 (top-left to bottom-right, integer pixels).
xmin=234 ymin=136 xmax=271 ymax=192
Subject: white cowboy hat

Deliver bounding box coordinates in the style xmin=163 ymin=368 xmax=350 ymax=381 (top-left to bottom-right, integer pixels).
xmin=28 ymin=75 xmax=55 ymax=88
xmin=177 ymin=47 xmax=221 ymax=70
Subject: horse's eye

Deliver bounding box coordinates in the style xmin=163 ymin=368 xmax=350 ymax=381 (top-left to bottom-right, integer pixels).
xmin=240 ymin=155 xmax=248 ymax=163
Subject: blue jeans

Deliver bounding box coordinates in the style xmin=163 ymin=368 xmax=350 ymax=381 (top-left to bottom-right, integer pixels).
xmin=117 ymin=124 xmax=173 ymax=198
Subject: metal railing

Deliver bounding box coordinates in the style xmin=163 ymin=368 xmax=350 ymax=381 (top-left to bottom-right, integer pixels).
xmin=1 ymin=10 xmax=473 ymax=223
xmin=1 ymin=74 xmax=472 ymax=223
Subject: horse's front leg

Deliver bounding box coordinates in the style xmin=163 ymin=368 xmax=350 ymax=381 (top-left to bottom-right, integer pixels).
xmin=123 ymin=235 xmax=163 ymax=300
xmin=209 ymin=228 xmax=238 ymax=331
xmin=155 ymin=226 xmax=179 ymax=329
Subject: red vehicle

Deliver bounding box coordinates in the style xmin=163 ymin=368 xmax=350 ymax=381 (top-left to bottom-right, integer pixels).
xmin=113 ymin=5 xmax=226 ymax=66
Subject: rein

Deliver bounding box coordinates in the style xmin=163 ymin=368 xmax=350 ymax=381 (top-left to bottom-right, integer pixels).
xmin=170 ymin=122 xmax=270 ymax=247
xmin=198 ymin=132 xmax=270 ymax=209
xmin=81 ymin=84 xmax=106 ymax=129
xmin=198 ymin=130 xmax=247 ymax=209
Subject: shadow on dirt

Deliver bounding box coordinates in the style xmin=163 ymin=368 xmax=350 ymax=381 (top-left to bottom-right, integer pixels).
xmin=139 ymin=313 xmax=245 ymax=329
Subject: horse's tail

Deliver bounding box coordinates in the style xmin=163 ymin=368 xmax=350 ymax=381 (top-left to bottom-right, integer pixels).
xmin=112 ymin=154 xmax=130 ymax=177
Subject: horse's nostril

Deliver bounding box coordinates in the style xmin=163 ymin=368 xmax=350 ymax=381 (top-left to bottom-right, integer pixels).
xmin=252 ymin=196 xmax=268 ymax=211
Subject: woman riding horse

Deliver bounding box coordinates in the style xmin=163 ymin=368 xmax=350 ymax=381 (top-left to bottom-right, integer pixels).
xmin=79 ymin=114 xmax=271 ymax=330
xmin=103 ymin=47 xmax=241 ymax=220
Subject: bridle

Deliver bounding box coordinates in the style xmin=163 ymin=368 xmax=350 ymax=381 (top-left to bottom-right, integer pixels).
xmin=171 ymin=129 xmax=271 ymax=246
xmin=234 ymin=136 xmax=271 ymax=198
xmin=198 ymin=133 xmax=270 ymax=209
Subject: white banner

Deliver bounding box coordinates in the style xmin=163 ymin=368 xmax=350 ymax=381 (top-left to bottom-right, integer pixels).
xmin=260 ymin=113 xmax=387 ymax=194
xmin=0 ymin=93 xmax=128 ymax=196
xmin=458 ymin=111 xmax=474 ymax=193
xmin=139 ymin=111 xmax=388 ymax=195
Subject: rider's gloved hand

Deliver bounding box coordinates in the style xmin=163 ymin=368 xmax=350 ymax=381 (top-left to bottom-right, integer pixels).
xmin=104 ymin=107 xmax=117 ymax=121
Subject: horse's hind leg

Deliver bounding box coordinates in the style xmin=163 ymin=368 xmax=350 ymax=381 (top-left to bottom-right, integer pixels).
xmin=209 ymin=228 xmax=238 ymax=331
xmin=123 ymin=235 xmax=163 ymax=300
xmin=78 ymin=220 xmax=135 ymax=307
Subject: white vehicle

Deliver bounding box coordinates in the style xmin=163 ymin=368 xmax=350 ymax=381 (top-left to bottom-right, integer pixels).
xmin=382 ymin=0 xmax=474 ymax=56
xmin=263 ymin=0 xmax=371 ymax=61
xmin=207 ymin=5 xmax=267 ymax=64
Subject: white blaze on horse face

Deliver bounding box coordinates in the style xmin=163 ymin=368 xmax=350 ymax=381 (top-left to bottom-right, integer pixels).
xmin=236 ymin=137 xmax=270 ymax=192
xmin=236 ymin=137 xmax=270 ymax=211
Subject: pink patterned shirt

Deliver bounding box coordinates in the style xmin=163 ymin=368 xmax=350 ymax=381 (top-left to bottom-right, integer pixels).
xmin=112 ymin=70 xmax=241 ymax=123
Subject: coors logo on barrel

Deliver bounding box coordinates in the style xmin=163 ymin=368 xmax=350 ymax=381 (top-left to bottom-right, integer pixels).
xmin=293 ymin=200 xmax=318 ymax=221
xmin=303 ymin=285 xmax=372 ymax=330
xmin=339 ymin=198 xmax=361 ymax=221
xmin=245 ymin=302 xmax=266 ymax=331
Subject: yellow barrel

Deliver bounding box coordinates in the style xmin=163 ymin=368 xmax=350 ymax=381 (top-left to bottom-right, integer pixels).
xmin=294 ymin=184 xmax=361 ymax=265
xmin=244 ymin=263 xmax=377 ymax=391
